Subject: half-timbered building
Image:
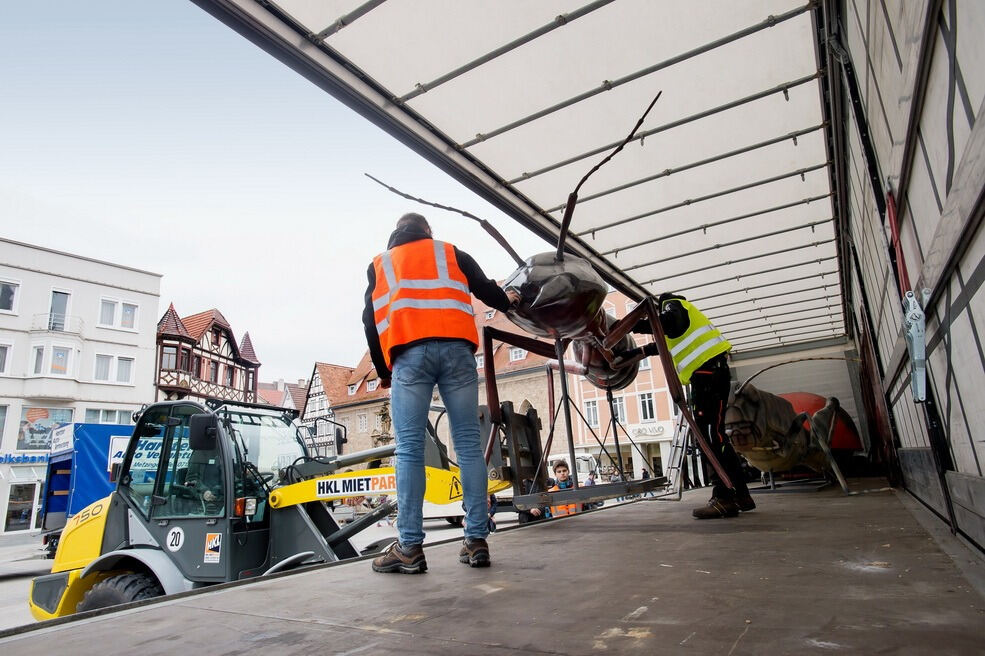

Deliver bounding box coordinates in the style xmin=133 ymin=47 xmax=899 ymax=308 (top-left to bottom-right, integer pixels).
xmin=155 ymin=304 xmax=260 ymax=403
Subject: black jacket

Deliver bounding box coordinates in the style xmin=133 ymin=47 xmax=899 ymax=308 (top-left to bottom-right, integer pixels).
xmin=362 ymin=226 xmax=512 ymax=379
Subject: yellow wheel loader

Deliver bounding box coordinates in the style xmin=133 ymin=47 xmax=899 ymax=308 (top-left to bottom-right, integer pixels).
xmin=30 ymin=399 xmax=506 ymax=620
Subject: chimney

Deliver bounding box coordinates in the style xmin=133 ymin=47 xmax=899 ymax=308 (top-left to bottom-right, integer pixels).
xmin=276 ymin=378 xmax=285 ymax=391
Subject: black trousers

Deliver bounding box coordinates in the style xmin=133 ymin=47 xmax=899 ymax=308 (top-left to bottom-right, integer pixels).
xmin=689 ymin=360 xmax=749 ymax=500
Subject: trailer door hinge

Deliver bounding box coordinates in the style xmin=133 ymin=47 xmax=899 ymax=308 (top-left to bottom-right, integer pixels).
xmin=902 ymin=289 xmax=929 ymax=402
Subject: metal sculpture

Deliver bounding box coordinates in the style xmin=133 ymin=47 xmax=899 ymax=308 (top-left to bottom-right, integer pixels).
xmin=367 ymin=90 xmax=736 ymax=509
xmin=724 ymin=360 xmax=864 ymax=493
xmin=724 ymin=384 xmax=857 ymax=493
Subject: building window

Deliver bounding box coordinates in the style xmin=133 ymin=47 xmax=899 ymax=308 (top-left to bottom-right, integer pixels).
xmin=348 ymin=384 xmax=357 ymax=395
xmin=626 ymin=301 xmax=637 ymax=314
xmin=49 ymin=290 xmax=70 ymax=331
xmin=375 ymin=413 xmax=383 ymax=431
xmin=475 ymin=355 xmax=484 ymax=369
xmin=94 ymin=354 xmax=134 ymax=384
xmin=178 ymin=348 xmax=191 ymax=373
xmin=193 ymin=355 xmax=202 ymax=378
xmin=85 ymin=409 xmax=133 ymax=425
xmin=246 ymin=370 xmax=254 ymax=391
xmin=212 ymin=327 xmax=222 ymax=347
xmin=484 ymin=310 xmax=495 ymax=320
xmin=639 ymin=392 xmax=655 ymax=422
xmin=117 ymin=357 xmax=133 ymax=383
xmin=224 ymin=365 xmax=235 ymax=387
xmin=358 ymin=414 xmax=368 ymax=432
xmin=584 ymin=400 xmax=599 ymax=428
xmin=612 ymin=396 xmax=626 ymax=424
xmin=99 ymin=299 xmax=115 ymax=326
xmin=639 ymin=356 xmax=650 ymax=370
xmin=209 ymin=361 xmax=219 ymax=383
xmin=0 ymin=343 xmax=10 ymax=375
xmin=50 ymin=346 xmax=71 ymax=376
xmin=32 ymin=346 xmax=44 ymax=375
xmin=0 ymin=279 xmax=19 ymax=313
xmin=95 ymin=354 xmax=112 ymax=381
xmin=367 ymin=379 xmax=379 ymax=392
xmin=5 ymin=483 xmax=38 ymax=532
xmin=18 ymin=406 xmax=74 ymax=451
xmin=509 ymin=347 xmax=527 ymax=362
xmin=121 ymin=303 xmax=137 ymax=329
xmin=605 ymin=306 xmax=617 ymax=320
xmin=161 ymin=346 xmax=177 ymax=370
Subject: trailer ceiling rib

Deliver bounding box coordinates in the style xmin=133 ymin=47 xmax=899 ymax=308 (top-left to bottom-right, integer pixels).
xmin=195 ymin=0 xmax=845 ymax=357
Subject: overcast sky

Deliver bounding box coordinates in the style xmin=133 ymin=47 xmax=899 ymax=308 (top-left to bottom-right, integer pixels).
xmin=0 ymin=1 xmax=549 ymax=382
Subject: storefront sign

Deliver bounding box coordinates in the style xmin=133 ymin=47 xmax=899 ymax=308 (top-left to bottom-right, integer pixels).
xmin=0 ymin=453 xmax=49 ymax=464
xmin=49 ymin=424 xmax=75 ymax=453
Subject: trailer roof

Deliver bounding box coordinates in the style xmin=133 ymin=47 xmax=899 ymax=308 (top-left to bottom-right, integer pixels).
xmin=193 ymin=0 xmax=846 ymax=356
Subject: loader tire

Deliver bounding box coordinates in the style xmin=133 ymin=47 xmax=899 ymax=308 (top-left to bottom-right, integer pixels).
xmin=77 ymin=573 xmax=163 ymax=613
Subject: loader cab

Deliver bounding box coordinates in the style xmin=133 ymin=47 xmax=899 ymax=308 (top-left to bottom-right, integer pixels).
xmin=114 ymin=401 xmax=310 ymax=583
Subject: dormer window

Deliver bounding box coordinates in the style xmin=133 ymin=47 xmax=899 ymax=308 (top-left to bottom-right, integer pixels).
xmin=212 ymin=327 xmax=222 ymax=347
xmin=348 ymin=384 xmax=358 ymax=395
xmin=484 ymin=310 xmax=495 ymax=320
xmin=367 ymin=379 xmax=379 ymax=392
xmin=509 ymin=347 xmax=527 ymax=362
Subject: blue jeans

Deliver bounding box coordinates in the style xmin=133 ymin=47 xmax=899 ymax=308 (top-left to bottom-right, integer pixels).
xmin=390 ymin=340 xmax=488 ymax=545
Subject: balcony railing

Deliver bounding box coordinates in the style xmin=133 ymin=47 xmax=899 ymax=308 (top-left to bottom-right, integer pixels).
xmin=31 ymin=313 xmax=84 ymax=334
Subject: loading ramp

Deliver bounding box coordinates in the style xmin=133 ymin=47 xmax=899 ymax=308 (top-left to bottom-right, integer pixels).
xmin=4 ymin=481 xmax=982 ymax=654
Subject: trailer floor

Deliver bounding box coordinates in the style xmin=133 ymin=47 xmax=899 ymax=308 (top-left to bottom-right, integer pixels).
xmin=4 ymin=480 xmax=984 ymax=655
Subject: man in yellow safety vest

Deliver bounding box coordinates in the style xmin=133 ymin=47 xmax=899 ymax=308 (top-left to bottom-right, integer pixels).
xmin=633 ymin=293 xmax=755 ymax=519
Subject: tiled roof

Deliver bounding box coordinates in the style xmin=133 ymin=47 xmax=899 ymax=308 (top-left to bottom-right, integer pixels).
xmin=285 ymin=383 xmax=307 ymax=412
xmin=315 ymin=362 xmax=357 ymax=407
xmin=157 ymin=303 xmax=191 ymax=339
xmin=239 ymin=331 xmax=261 ymax=365
xmin=256 ymin=386 xmax=286 ymax=407
xmin=181 ymin=308 xmax=231 ymax=341
xmin=340 ymin=351 xmax=388 ymax=405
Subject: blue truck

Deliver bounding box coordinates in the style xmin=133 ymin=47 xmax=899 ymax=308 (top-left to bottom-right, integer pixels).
xmin=39 ymin=423 xmax=135 ymax=557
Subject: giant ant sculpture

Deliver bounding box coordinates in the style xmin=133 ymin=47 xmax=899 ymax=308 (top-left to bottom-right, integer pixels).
xmin=368 ymin=91 xmax=733 ymax=511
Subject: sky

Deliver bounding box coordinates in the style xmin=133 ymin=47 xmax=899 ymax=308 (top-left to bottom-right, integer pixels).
xmin=0 ymin=1 xmax=549 ymax=382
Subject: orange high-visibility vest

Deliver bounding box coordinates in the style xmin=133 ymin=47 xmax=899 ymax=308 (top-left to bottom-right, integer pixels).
xmin=372 ymin=239 xmax=477 ymax=369
xmin=548 ymin=484 xmax=579 ymax=517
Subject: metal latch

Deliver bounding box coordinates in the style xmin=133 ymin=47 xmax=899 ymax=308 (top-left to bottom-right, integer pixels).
xmin=902 ymin=289 xmax=929 ymax=402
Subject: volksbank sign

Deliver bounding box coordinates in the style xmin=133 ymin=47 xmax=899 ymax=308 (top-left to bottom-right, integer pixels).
xmin=1 ymin=453 xmax=50 ymax=464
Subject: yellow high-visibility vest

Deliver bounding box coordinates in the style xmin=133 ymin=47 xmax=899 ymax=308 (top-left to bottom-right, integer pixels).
xmin=662 ymin=299 xmax=731 ymax=385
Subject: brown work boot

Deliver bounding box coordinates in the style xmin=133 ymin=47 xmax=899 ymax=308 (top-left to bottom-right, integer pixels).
xmin=736 ymin=494 xmax=756 ymax=512
xmin=371 ymin=541 xmax=427 ymax=574
xmin=459 ymin=538 xmax=491 ymax=567
xmin=692 ymin=497 xmax=739 ymax=519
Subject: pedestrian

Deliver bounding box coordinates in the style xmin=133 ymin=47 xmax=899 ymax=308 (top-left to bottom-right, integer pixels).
xmin=583 ymin=470 xmax=604 ymax=509
xmin=629 ymin=292 xmax=754 ymax=519
xmin=548 ymin=460 xmax=581 ymax=517
xmin=363 ymin=212 xmax=519 ymax=573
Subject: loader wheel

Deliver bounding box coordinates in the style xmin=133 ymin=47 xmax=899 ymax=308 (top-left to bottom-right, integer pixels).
xmin=77 ymin=573 xmax=163 ymax=613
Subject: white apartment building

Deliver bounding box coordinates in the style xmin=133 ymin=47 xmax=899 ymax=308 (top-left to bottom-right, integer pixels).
xmin=0 ymin=238 xmax=160 ymax=534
